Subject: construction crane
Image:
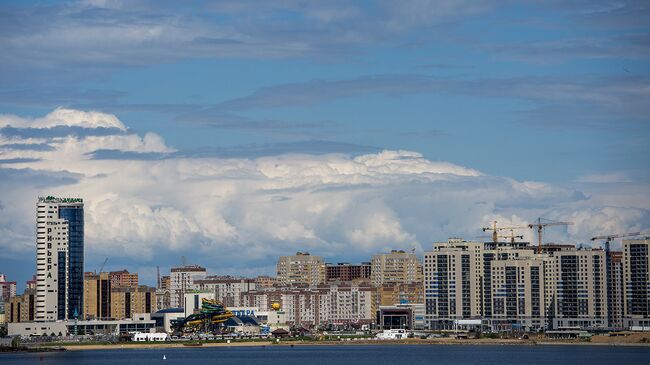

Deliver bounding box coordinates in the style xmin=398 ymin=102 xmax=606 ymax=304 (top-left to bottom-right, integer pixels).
xmin=482 ymin=221 xmax=528 ymax=243
xmin=95 ymin=257 xmax=108 ymax=274
xmin=501 ymin=229 xmax=524 ymax=244
xmin=590 ymin=232 xmax=641 ymax=253
xmin=528 ymin=218 xmax=574 ymax=254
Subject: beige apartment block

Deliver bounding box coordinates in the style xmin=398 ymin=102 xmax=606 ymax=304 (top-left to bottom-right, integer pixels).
xmin=489 ymin=257 xmax=547 ymax=331
xmin=276 ymin=252 xmax=325 ymax=287
xmin=83 ymin=272 xmax=111 ymax=320
xmin=110 ymin=286 xmax=157 ymax=320
xmin=371 ymin=250 xmax=422 ymax=287
xmin=546 ymin=249 xmax=608 ymax=329
xmin=371 ymin=282 xmax=424 ymax=315
xmin=423 ymin=238 xmax=537 ymax=330
xmin=109 ymin=270 xmax=139 ymax=288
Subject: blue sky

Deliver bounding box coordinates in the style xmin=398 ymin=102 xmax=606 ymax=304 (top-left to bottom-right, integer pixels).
xmin=0 ymin=1 xmax=648 ymax=287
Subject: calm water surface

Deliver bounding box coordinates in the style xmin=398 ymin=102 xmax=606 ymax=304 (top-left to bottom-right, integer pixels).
xmin=1 ymin=344 xmax=648 ymax=365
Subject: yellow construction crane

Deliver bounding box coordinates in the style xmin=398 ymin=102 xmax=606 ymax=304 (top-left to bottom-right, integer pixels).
xmin=482 ymin=221 xmax=528 ymax=243
xmin=528 ymin=218 xmax=574 ymax=253
xmin=590 ymin=232 xmax=641 ymax=253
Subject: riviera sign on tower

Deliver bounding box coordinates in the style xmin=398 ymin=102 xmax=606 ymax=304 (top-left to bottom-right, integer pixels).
xmin=35 ymin=196 xmax=84 ymax=321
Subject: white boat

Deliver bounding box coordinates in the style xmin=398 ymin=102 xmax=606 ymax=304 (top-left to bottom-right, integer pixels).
xmin=376 ymin=329 xmax=407 ymax=340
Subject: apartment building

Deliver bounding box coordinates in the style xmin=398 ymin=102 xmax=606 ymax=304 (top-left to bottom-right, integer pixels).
xmin=622 ymin=238 xmax=650 ymax=328
xmin=546 ymin=249 xmax=607 ymax=330
xmin=193 ymin=276 xmax=257 ymax=307
xmin=371 ymin=250 xmax=422 ymax=287
xmin=109 ymin=270 xmax=139 ymax=288
xmin=326 ymin=262 xmax=371 ymax=282
xmin=489 ymin=256 xmax=547 ymax=331
xmin=276 ymin=252 xmax=325 ymax=287
xmin=170 ymin=265 xmax=207 ymax=308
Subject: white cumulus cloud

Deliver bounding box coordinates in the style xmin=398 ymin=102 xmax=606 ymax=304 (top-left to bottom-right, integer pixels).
xmin=0 ymin=108 xmax=648 ymax=276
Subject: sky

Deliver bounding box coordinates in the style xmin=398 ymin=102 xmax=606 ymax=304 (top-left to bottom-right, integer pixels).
xmin=0 ymin=0 xmax=649 ymax=288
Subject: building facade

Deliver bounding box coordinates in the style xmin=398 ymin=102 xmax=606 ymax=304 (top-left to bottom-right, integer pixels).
xmin=110 ymin=286 xmax=157 ymax=319
xmin=35 ymin=196 xmax=84 ymax=321
xmin=371 ymin=282 xmax=424 ymax=316
xmin=109 ymin=270 xmax=139 ymax=288
xmin=371 ymin=250 xmax=422 ymax=287
xmin=83 ymin=272 xmax=111 ymax=320
xmin=194 ymin=276 xmax=256 ymax=307
xmin=326 ymin=262 xmax=371 ymax=282
xmin=489 ymin=257 xmax=547 ymax=332
xmin=6 ymin=289 xmax=35 ymax=323
xmin=546 ymin=249 xmax=608 ymax=330
xmin=423 ymin=240 xmax=484 ymax=329
xmin=170 ymin=265 xmax=207 ymax=308
xmin=276 ymin=252 xmax=325 ymax=287
xmin=241 ymin=283 xmax=373 ymax=327
xmin=622 ymin=238 xmax=650 ymax=328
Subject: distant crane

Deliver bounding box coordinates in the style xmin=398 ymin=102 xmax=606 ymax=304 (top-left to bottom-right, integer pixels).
xmin=590 ymin=232 xmax=641 ymax=253
xmin=482 ymin=221 xmax=528 ymax=243
xmin=501 ymin=229 xmax=524 ymax=244
xmin=528 ymin=218 xmax=574 ymax=254
xmin=95 ymin=257 xmax=108 ymax=274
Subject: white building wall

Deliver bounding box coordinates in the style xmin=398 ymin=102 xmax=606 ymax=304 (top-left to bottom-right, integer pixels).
xmin=36 ymin=202 xmax=70 ymax=321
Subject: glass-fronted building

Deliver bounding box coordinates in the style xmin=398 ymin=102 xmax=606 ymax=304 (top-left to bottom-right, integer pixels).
xmin=36 ymin=196 xmax=84 ymax=321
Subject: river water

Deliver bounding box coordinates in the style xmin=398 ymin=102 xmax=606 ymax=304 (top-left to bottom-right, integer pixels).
xmin=1 ymin=344 xmax=648 ymax=364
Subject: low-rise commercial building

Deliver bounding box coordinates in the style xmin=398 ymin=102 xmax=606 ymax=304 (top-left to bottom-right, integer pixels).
xmin=8 ymin=313 xmax=156 ymax=336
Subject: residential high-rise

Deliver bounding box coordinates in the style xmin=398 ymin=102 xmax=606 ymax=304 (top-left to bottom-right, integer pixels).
xmin=6 ymin=289 xmax=35 ymax=323
xmin=607 ymin=251 xmax=625 ymax=329
xmin=423 ymin=238 xmax=537 ymax=330
xmin=423 ymin=240 xmax=484 ymax=329
xmin=110 ymin=286 xmax=157 ymax=319
xmin=194 ymin=276 xmax=256 ymax=307
xmin=0 ymin=274 xmax=17 ymax=303
xmin=326 ymin=262 xmax=371 ymax=282
xmin=489 ymin=256 xmax=547 ymax=332
xmin=36 ymin=196 xmax=84 ymax=321
xmin=109 ymin=270 xmax=139 ymax=288
xmin=83 ymin=272 xmax=111 ymax=320
xmin=160 ymin=276 xmax=171 ymax=290
xmin=0 ymin=274 xmax=17 ymax=315
xmin=622 ymin=238 xmax=650 ymax=328
xmin=170 ymin=265 xmax=207 ymax=308
xmin=546 ymin=248 xmax=607 ymax=330
xmin=276 ymin=252 xmax=325 ymax=287
xmin=371 ymin=250 xmax=422 ymax=287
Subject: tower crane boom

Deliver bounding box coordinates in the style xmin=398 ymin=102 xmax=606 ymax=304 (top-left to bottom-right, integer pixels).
xmin=482 ymin=221 xmax=528 ymax=243
xmin=528 ymin=218 xmax=573 ymax=254
xmin=590 ymin=232 xmax=641 ymax=252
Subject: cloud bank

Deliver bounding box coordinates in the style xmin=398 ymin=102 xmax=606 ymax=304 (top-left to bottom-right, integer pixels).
xmin=1 ymin=109 xmax=648 ymax=277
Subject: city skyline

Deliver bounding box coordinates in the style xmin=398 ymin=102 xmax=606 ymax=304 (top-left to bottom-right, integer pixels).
xmin=1 ymin=1 xmax=649 ymax=288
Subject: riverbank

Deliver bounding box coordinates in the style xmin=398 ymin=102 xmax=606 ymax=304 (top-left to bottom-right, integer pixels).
xmin=56 ymin=336 xmax=650 ymax=351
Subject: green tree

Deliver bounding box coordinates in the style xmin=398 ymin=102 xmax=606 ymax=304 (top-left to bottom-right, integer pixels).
xmin=11 ymin=336 xmax=20 ymax=349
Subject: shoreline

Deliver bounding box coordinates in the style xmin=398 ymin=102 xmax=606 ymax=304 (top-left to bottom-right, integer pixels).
xmin=56 ymin=338 xmax=650 ymax=351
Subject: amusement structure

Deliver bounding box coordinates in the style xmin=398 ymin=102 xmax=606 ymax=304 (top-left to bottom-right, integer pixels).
xmin=171 ymin=298 xmax=235 ymax=334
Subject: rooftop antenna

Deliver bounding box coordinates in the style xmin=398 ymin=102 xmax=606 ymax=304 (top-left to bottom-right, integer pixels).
xmin=157 ymin=266 xmax=161 ymax=289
